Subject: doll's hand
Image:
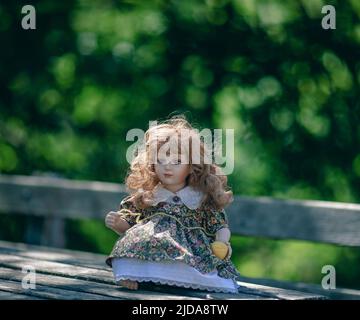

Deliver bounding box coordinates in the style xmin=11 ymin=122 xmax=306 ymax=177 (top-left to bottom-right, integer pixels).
xmin=213 ymin=227 xmax=232 ymax=260
xmin=105 ymin=211 xmax=131 ymax=235
xmin=219 ymin=241 xmax=232 ymax=260
xmin=211 ymin=241 xmax=232 ymax=260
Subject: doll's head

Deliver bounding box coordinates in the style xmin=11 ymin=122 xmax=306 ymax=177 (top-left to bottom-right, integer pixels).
xmin=125 ymin=115 xmax=233 ymax=210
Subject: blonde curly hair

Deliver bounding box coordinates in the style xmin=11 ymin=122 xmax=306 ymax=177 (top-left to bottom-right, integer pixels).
xmin=125 ymin=115 xmax=233 ymax=210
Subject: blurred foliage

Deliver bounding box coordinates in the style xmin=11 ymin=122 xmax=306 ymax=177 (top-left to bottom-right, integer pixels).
xmin=0 ymin=0 xmax=359 ymax=288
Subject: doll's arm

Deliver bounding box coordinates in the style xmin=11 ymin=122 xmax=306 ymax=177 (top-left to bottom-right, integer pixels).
xmin=215 ymin=227 xmax=231 ymax=243
xmin=212 ymin=227 xmax=232 ymax=259
xmin=105 ymin=196 xmax=142 ymax=235
xmin=105 ymin=211 xmax=131 ymax=235
xmin=205 ymin=209 xmax=232 ymax=259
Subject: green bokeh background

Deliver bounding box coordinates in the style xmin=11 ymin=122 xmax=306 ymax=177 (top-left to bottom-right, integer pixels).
xmin=0 ymin=0 xmax=359 ymax=289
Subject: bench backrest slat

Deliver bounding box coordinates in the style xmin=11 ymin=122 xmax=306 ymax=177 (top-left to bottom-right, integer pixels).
xmin=227 ymin=196 xmax=360 ymax=246
xmin=1 ymin=174 xmax=359 ymax=246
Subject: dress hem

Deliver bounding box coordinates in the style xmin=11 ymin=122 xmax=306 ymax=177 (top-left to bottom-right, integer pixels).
xmin=115 ymin=275 xmax=239 ymax=294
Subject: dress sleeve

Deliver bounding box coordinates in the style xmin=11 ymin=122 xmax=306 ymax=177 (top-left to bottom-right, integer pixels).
xmin=203 ymin=208 xmax=229 ymax=235
xmin=117 ymin=196 xmax=142 ymax=227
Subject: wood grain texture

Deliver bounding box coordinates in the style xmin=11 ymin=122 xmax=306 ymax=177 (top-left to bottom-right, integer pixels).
xmin=227 ymin=196 xmax=360 ymax=246
xmin=0 ymin=290 xmax=44 ymax=300
xmin=0 ymin=174 xmax=358 ymax=299
xmin=238 ymin=275 xmax=360 ymax=300
xmin=1 ymin=174 xmax=360 ymax=245
xmin=0 ymin=174 xmax=127 ymax=219
xmin=0 ymin=241 xmax=328 ymax=300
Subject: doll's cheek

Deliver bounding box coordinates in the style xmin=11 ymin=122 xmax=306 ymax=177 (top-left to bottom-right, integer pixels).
xmin=174 ymin=165 xmax=191 ymax=179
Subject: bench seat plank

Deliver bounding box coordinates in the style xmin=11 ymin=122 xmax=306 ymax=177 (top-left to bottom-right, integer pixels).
xmin=0 ymin=241 xmax=327 ymax=300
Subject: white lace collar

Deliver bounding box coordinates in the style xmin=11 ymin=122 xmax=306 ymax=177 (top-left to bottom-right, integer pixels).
xmin=152 ymin=184 xmax=204 ymax=210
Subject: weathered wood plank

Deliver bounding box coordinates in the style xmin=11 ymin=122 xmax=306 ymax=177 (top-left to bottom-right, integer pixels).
xmin=0 ymin=241 xmax=350 ymax=300
xmin=0 ymin=253 xmax=257 ymax=300
xmin=0 ymin=240 xmax=108 ymax=270
xmin=0 ymin=174 xmax=127 ymax=219
xmin=0 ymin=239 xmax=328 ymax=300
xmin=0 ymin=278 xmax=119 ymax=300
xmin=0 ymin=242 xmax=269 ymax=300
xmin=0 ymin=250 xmax=325 ymax=300
xmin=0 ymin=252 xmax=115 ymax=284
xmin=238 ymin=275 xmax=360 ymax=300
xmin=235 ymin=281 xmax=325 ymax=300
xmin=1 ymin=174 xmax=360 ymax=245
xmin=0 ymin=242 xmax=277 ymax=300
xmin=227 ymin=196 xmax=360 ymax=246
xmin=0 ymin=267 xmax=203 ymax=300
xmin=0 ymin=290 xmax=43 ymax=300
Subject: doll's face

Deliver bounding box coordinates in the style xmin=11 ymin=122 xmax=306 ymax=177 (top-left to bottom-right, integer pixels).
xmin=154 ymin=155 xmax=191 ymax=192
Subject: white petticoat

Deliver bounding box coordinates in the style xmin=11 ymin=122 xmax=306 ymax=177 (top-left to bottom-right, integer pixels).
xmin=112 ymin=257 xmax=239 ymax=294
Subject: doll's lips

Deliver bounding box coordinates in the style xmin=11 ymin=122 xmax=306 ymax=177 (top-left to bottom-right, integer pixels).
xmin=164 ymin=173 xmax=173 ymax=177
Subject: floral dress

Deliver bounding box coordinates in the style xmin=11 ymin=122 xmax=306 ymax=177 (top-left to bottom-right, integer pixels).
xmin=106 ymin=186 xmax=242 ymax=293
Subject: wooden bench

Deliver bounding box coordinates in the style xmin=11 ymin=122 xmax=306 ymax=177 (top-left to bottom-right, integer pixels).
xmin=0 ymin=174 xmax=360 ymax=300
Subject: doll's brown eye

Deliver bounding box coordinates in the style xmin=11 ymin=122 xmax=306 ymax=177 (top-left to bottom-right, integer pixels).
xmin=170 ymin=159 xmax=181 ymax=165
xmin=157 ymin=159 xmax=168 ymax=165
xmin=157 ymin=158 xmax=181 ymax=165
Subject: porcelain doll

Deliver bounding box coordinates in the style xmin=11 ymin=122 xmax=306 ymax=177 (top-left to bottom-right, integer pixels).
xmin=105 ymin=116 xmax=241 ymax=293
